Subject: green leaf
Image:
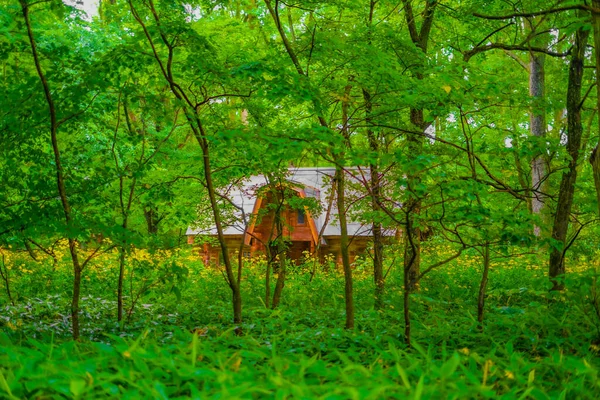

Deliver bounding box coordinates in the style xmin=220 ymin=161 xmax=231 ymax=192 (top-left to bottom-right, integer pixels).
xmin=439 ymin=352 xmax=460 ymax=379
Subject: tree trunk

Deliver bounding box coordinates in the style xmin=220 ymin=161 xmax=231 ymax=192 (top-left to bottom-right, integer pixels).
xmin=529 ymin=50 xmax=548 ymax=236
xmin=264 ymin=0 xmax=354 ymax=327
xmin=128 ymin=0 xmax=243 ymax=325
xmin=117 ymin=247 xmax=126 ymax=321
xmin=363 ymin=1 xmax=385 ymax=311
xmin=363 ymin=88 xmax=385 ymax=310
xmin=71 ymin=256 xmax=82 ymax=338
xmin=403 ymin=207 xmax=417 ymax=345
xmin=337 ymin=84 xmax=354 ymax=329
xmin=404 ymin=110 xmax=423 ymax=292
xmin=21 ymin=0 xmax=83 ymax=340
xmin=403 ymin=262 xmax=411 ymax=346
xmin=591 ymin=146 xmax=600 ymax=216
xmin=143 ymin=206 xmax=160 ymax=234
xmin=265 ymin=254 xmax=272 ymax=309
xmin=336 ymin=164 xmax=354 ymax=329
xmin=0 ymin=251 xmax=15 ymax=306
xmin=271 ymin=254 xmax=286 ymax=308
xmin=404 ymin=107 xmax=425 ymax=292
xmin=401 ymin=0 xmax=437 ymax=292
xmin=233 ymin=287 xmax=242 ymax=324
xmin=591 ymin=1 xmax=600 ymax=217
xmin=401 ymin=1 xmax=434 ymax=340
xmin=477 ymin=243 xmax=490 ymax=327
xmin=548 ymin=25 xmax=589 ymax=290
xmin=272 ymin=189 xmax=287 ymax=309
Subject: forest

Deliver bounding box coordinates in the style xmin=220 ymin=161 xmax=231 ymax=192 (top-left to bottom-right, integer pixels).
xmin=1 ymin=0 xmax=600 ymax=398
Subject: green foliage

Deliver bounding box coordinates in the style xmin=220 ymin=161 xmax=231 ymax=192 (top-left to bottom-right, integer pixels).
xmin=2 ymin=0 xmax=600 ymax=396
xmin=2 ymin=247 xmax=600 ymax=398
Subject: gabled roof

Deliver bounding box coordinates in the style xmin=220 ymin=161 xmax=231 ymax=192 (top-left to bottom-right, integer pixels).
xmin=186 ymin=167 xmax=383 ymax=238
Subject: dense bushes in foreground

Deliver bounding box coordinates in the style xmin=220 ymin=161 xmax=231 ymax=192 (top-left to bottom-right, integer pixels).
xmin=1 ymin=244 xmax=600 ymax=398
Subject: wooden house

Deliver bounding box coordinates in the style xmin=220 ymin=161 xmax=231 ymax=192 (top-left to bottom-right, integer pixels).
xmin=186 ymin=167 xmax=394 ymax=266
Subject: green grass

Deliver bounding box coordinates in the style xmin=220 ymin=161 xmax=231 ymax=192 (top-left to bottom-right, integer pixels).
xmin=1 ymin=244 xmax=600 ymax=399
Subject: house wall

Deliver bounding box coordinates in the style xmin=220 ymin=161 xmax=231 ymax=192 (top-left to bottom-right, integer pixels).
xmin=320 ymin=236 xmax=371 ymax=267
xmin=189 ymin=235 xmax=248 ymax=267
xmin=189 ymin=234 xmax=371 ymax=267
xmin=251 ymin=192 xmax=314 ymax=245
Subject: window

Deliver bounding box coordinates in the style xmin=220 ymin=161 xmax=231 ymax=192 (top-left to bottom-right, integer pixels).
xmin=297 ymin=209 xmax=305 ymax=225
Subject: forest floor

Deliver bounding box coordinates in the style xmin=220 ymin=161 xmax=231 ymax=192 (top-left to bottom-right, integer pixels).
xmin=1 ymin=242 xmax=600 ymax=399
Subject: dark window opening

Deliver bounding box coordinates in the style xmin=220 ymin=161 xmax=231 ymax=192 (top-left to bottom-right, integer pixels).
xmin=297 ymin=209 xmax=306 ymax=225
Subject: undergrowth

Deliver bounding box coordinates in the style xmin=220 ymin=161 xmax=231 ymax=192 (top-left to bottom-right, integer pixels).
xmin=1 ymin=243 xmax=599 ymax=399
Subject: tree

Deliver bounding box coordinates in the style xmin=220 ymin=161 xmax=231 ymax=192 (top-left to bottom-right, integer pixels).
xmin=401 ymin=0 xmax=438 ymax=293
xmin=262 ymin=0 xmax=356 ymax=328
xmin=548 ymin=14 xmax=590 ymax=290
xmin=19 ymin=0 xmax=99 ymax=340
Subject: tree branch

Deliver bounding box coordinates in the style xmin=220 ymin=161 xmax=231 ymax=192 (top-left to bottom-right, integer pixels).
xmin=473 ymin=5 xmax=596 ymax=20
xmin=464 ymin=43 xmax=570 ymax=62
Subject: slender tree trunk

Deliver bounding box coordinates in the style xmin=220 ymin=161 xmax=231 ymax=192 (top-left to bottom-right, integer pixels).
xmin=370 ymin=153 xmax=385 ymax=311
xmin=21 ymin=0 xmax=83 ymax=340
xmin=310 ymin=178 xmax=336 ymax=282
xmin=143 ymin=206 xmax=160 ymax=234
xmin=525 ymin=17 xmax=550 ymax=236
xmin=117 ymin=247 xmax=126 ymax=321
xmin=401 ymin=0 xmax=437 ymax=292
xmin=0 ymin=251 xmax=15 ymax=306
xmin=265 ymin=254 xmax=272 ymax=308
xmin=264 ymin=0 xmax=353 ymax=327
xmin=591 ymin=1 xmax=600 ymax=217
xmin=404 ymin=108 xmax=424 ymax=292
xmin=116 ymin=180 xmax=136 ymax=323
xmin=116 ymin=177 xmax=132 ymax=322
xmin=363 ymin=2 xmax=385 ymax=310
xmin=548 ymin=25 xmax=589 ymax=290
xmin=530 ymin=50 xmax=548 ymax=236
xmin=264 ymin=179 xmax=285 ymax=308
xmin=403 ymin=259 xmax=411 ymax=346
xmin=337 ymin=84 xmax=354 ymax=329
xmin=403 ymin=207 xmax=417 ymax=345
xmin=111 ymin=99 xmax=136 ymax=323
xmin=363 ymin=88 xmax=385 ymax=309
xmin=271 ymin=250 xmax=286 ymax=308
xmin=591 ymin=146 xmax=600 ymax=216
xmin=204 ymin=148 xmax=242 ymax=323
xmin=272 ymin=189 xmax=287 ymax=308
xmin=23 ymin=239 xmax=38 ymax=262
xmin=128 ymin=0 xmax=242 ymax=324
xmin=477 ymin=243 xmax=490 ymax=328
xmin=336 ymin=164 xmax=354 ymax=329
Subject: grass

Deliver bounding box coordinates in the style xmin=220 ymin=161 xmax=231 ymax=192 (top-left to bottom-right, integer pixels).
xmin=1 ymin=242 xmax=600 ymax=398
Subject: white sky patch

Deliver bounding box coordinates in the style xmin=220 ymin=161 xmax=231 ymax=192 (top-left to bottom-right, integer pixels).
xmin=550 ymin=29 xmax=559 ymax=47
xmin=425 ymin=124 xmax=436 ymax=144
xmin=184 ymin=4 xmax=201 ymax=22
xmin=64 ymin=0 xmax=98 ymax=19
xmin=441 ymin=46 xmax=454 ymax=61
xmin=560 ymin=132 xmax=568 ymax=145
